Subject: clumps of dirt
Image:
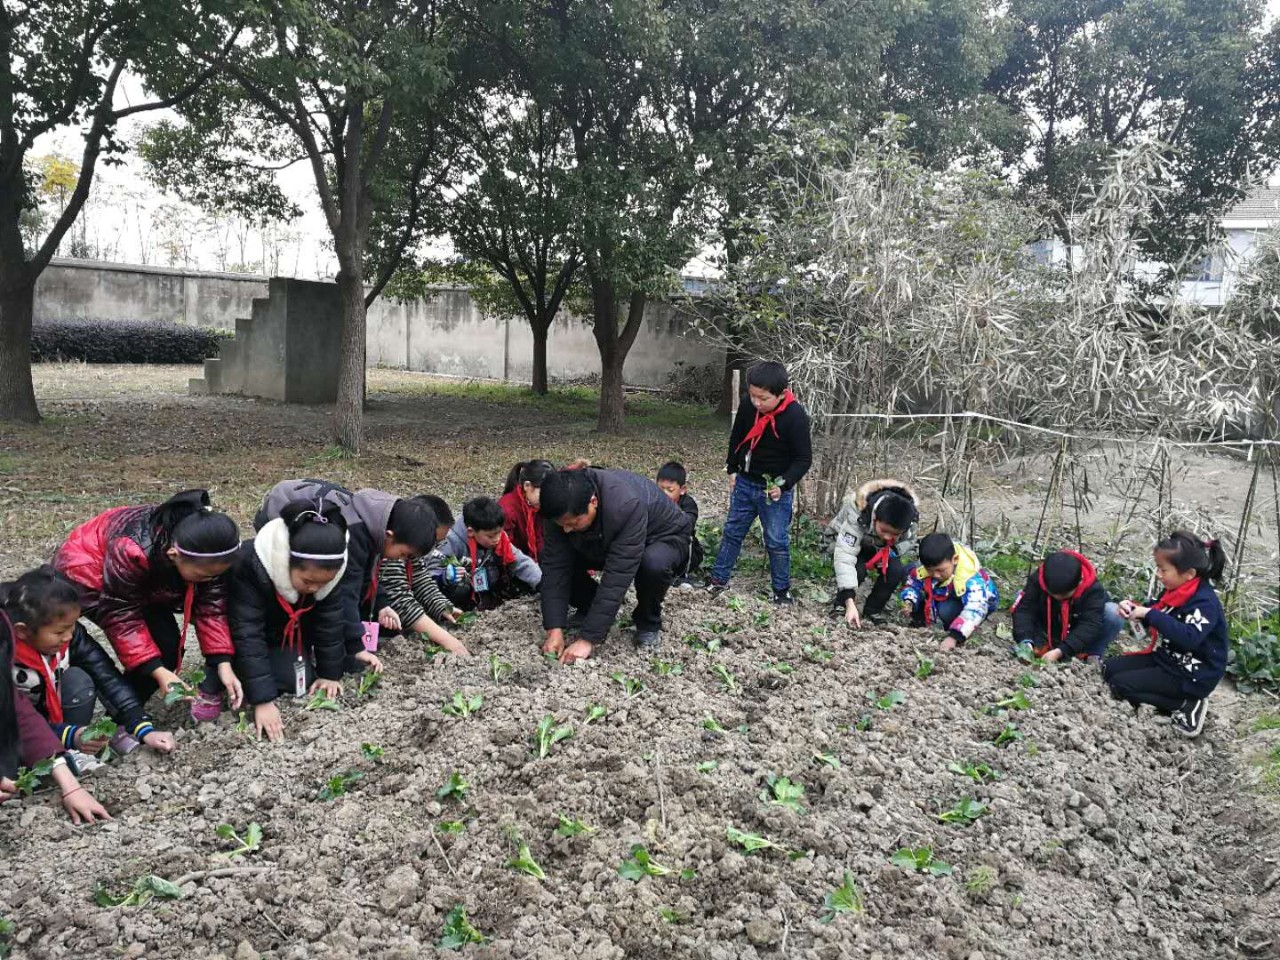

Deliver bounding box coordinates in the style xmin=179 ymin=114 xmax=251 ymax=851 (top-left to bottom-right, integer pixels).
xmin=2 ymin=594 xmax=1277 ymax=959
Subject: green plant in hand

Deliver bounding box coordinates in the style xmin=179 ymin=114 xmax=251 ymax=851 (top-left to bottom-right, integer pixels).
xmin=305 ymin=688 xmax=341 ymax=711
xmin=820 ymin=871 xmax=864 ymax=922
xmin=14 ymin=758 xmax=54 ymax=797
xmin=507 ymin=840 xmax=546 ymax=880
xmin=442 ymin=691 xmax=484 ymax=718
xmin=761 ymin=775 xmax=805 ymax=813
xmin=534 ymin=715 xmax=574 ymax=759
xmin=83 ymin=717 xmax=119 ymax=741
xmin=163 ymin=667 xmax=206 ymax=705
xmin=94 ymin=874 xmax=184 ymax=908
xmin=317 ymin=771 xmax=364 ymax=801
xmin=618 ymin=844 xmax=671 ymax=880
xmin=437 ymin=905 xmax=485 ymax=950
xmin=215 ymin=822 xmax=263 ymax=859
xmin=949 ymin=760 xmax=1000 ymax=783
xmin=437 ymin=771 xmax=470 ymax=802
xmin=938 ymin=797 xmax=989 ymax=825
xmin=891 ymin=846 xmax=952 ymax=876
xmin=555 ymin=814 xmax=596 ymax=838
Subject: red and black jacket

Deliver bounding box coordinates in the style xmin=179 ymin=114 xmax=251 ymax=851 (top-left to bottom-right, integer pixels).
xmin=499 ymin=488 xmax=543 ymax=563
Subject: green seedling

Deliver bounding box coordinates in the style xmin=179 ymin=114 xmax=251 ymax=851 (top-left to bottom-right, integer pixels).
xmin=437 ymin=772 xmax=470 ymax=802
xmin=317 ymin=771 xmax=364 ymax=801
xmin=583 ymin=703 xmax=607 ymax=725
xmin=609 ymin=672 xmax=646 ymax=697
xmin=752 ymin=610 xmax=772 ymax=628
xmin=712 ymin=663 xmax=739 ymax=693
xmin=994 ymin=722 xmax=1023 ymax=747
xmin=93 ymin=874 xmax=183 ymax=908
xmin=990 ymin=690 xmax=1032 ymax=713
xmin=437 ymin=820 xmax=468 ymax=836
xmin=652 ymin=659 xmax=684 ymax=677
xmin=83 ymin=717 xmax=119 ymax=741
xmin=705 ymin=620 xmax=742 ymax=636
xmin=618 ymin=844 xmax=671 ymax=881
xmin=437 ymin=905 xmax=485 ymax=950
xmin=891 ymin=846 xmax=953 ymax=876
xmin=235 ymin=711 xmax=251 ymax=736
xmin=542 ymin=650 xmax=560 ymax=663
xmin=422 ymin=642 xmax=446 ymax=661
xmin=1013 ymin=643 xmax=1037 ymax=664
xmin=305 ymin=688 xmax=341 ymax=712
xmin=727 ymin=596 xmax=747 ymax=612
xmin=1252 ymin=713 xmax=1280 ymax=732
xmin=534 ymin=715 xmax=574 ymax=759
xmin=442 ymin=691 xmax=484 ymax=718
xmin=162 ymin=667 xmax=206 ymax=705
xmin=507 ymin=840 xmax=546 ymax=880
xmin=1018 ymin=672 xmax=1040 ymax=689
xmin=684 ymin=634 xmax=723 ymax=654
xmin=0 ymin=917 xmax=13 ymax=960
xmin=915 ymin=654 xmax=935 ymax=680
xmin=696 ymin=760 xmax=718 ymax=774
xmin=214 ymin=822 xmax=263 ymax=859
xmin=657 ymin=907 xmax=688 ymax=924
xmin=938 ymin=797 xmax=990 ymax=825
xmin=871 ymin=689 xmax=906 ymax=711
xmin=14 ymin=758 xmax=54 ymax=797
xmin=820 ymin=871 xmax=864 ymax=922
xmin=454 ymin=611 xmax=479 ymax=628
xmin=966 ymin=865 xmax=997 ymax=897
xmin=488 ymin=654 xmax=513 ymax=682
xmin=803 ymin=645 xmax=834 ymax=663
xmin=701 ymin=715 xmax=728 ymax=734
xmin=360 ymin=742 xmax=385 ymax=763
xmin=726 ymin=826 xmax=792 ymax=855
xmin=555 ymin=814 xmax=597 ymax=838
xmin=357 ymin=672 xmax=382 ymax=698
xmin=949 ymin=760 xmax=1000 ymax=783
xmin=680 ymin=868 xmax=698 ymax=881
xmin=762 ymin=775 xmax=805 ymax=813
xmin=812 ymin=751 xmax=841 ymax=769
xmin=766 ymin=660 xmax=794 ymax=675
xmin=854 ymin=714 xmax=874 ymax=732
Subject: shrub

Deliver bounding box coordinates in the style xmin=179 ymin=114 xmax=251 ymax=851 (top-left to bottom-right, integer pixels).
xmin=31 ymin=318 xmax=230 ymax=364
xmin=1228 ymin=616 xmax=1280 ymax=694
xmin=665 ymin=360 xmax=722 ymax=406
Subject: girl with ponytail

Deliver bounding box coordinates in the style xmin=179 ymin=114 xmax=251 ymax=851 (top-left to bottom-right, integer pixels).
xmin=54 ymin=490 xmax=243 ymax=719
xmin=1104 ymin=531 xmax=1229 ymax=739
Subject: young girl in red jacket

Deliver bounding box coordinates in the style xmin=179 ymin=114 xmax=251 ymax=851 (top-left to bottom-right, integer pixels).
xmin=54 ymin=489 xmax=244 ymax=716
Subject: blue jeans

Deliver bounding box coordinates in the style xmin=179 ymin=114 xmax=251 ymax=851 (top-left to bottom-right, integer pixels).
xmin=709 ymin=476 xmax=793 ymax=592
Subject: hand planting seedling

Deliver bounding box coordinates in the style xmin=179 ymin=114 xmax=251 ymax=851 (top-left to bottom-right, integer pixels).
xmin=437 ymin=771 xmax=471 ymax=803
xmin=609 ymin=672 xmax=646 ymax=697
xmin=317 ymin=770 xmax=364 ymax=801
xmin=988 ymin=690 xmax=1032 ymax=713
xmin=83 ymin=716 xmax=119 ymax=742
xmin=871 ymin=689 xmax=906 ymax=711
xmin=712 ymin=663 xmax=739 ymax=693
xmin=761 ymin=775 xmax=805 ymax=813
xmin=305 ymin=688 xmax=341 ymax=712
xmin=696 ymin=761 xmax=718 ymax=774
xmin=14 ymin=758 xmax=54 ymax=797
xmin=915 ymin=654 xmax=935 ymax=680
xmin=454 ymin=611 xmax=479 ymax=628
xmin=94 ymin=875 xmax=183 ymax=908
xmin=422 ymin=642 xmax=446 ymax=661
xmin=812 ymin=751 xmax=840 ymax=769
xmin=507 ymin=840 xmax=546 ymax=880
xmin=657 ymin=907 xmax=688 ymax=924
xmin=488 ymin=654 xmax=513 ymax=682
xmin=618 ymin=844 xmax=671 ymax=881
xmin=162 ymin=667 xmax=206 ymax=705
xmin=357 ymin=672 xmax=382 ymax=698
xmin=652 ymin=659 xmax=684 ymax=677
xmin=555 ymin=814 xmax=597 ymax=838
xmin=437 ymin=905 xmax=485 ymax=950
xmin=235 ymin=711 xmax=252 ymax=736
xmin=533 ymin=715 xmax=574 ymax=759
xmin=214 ymin=822 xmax=263 ymax=860
xmin=542 ymin=650 xmax=560 ymax=663
xmin=442 ymin=691 xmax=484 ymax=718
xmin=820 ymin=871 xmax=864 ymax=923
xmin=583 ymin=703 xmax=607 ymax=725
xmin=701 ymin=715 xmax=728 ymax=734
xmin=360 ymin=742 xmax=385 ymax=763
xmin=938 ymin=797 xmax=990 ymax=825
xmin=994 ymin=722 xmax=1023 ymax=748
xmin=948 ymin=760 xmax=1000 ymax=783
xmin=890 ymin=846 xmax=953 ymax=876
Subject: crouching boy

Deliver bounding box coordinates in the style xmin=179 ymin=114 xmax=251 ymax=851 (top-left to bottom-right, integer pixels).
xmin=901 ymin=533 xmax=998 ymax=651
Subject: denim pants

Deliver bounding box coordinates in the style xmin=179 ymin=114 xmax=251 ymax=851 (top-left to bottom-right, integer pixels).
xmin=709 ymin=476 xmax=793 ymax=592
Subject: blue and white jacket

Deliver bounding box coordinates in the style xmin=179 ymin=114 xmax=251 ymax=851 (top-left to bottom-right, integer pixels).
xmin=1142 ymin=579 xmax=1228 ymax=697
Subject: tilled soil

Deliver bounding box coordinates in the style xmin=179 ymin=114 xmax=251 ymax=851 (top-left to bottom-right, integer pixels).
xmin=3 ymin=594 xmax=1278 ymax=960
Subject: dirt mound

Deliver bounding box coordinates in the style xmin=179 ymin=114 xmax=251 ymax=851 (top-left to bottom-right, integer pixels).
xmin=2 ymin=594 xmax=1277 ymax=959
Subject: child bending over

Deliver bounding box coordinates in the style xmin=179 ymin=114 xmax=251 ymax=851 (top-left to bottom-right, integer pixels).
xmin=431 ymin=496 xmax=541 ymax=611
xmin=379 ymin=495 xmax=468 ymax=656
xmin=1105 ymin=532 xmax=1228 ymax=739
xmin=1011 ymin=551 xmax=1122 ymax=662
xmin=900 ymin=533 xmax=998 ymax=651
xmin=831 ymin=480 xmax=919 ymax=627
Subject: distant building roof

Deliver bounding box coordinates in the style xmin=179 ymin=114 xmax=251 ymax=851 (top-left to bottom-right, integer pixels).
xmin=1224 ymin=186 xmax=1280 ymax=222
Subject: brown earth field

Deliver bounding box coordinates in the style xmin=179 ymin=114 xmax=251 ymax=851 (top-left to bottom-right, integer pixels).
xmin=1 ymin=365 xmax=1278 ymax=960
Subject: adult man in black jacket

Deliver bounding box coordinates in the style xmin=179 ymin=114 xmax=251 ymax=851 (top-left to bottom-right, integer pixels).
xmin=538 ymin=467 xmax=693 ymax=664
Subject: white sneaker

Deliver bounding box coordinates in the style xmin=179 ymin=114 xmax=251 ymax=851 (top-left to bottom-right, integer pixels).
xmin=69 ymin=749 xmax=105 ymax=775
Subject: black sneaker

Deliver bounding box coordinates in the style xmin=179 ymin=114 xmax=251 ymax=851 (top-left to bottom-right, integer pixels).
xmin=1171 ymin=699 xmax=1207 ymax=738
xmin=703 ymin=579 xmax=727 ymax=597
xmin=772 ymin=589 xmax=795 ymax=606
xmin=634 ymin=629 xmax=661 ymax=651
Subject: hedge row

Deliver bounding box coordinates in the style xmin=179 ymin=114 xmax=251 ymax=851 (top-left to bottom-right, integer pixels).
xmin=31 ymin=318 xmax=230 ymax=365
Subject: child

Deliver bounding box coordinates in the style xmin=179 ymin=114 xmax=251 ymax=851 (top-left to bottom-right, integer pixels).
xmin=1 ymin=574 xmax=112 ymax=824
xmin=54 ymin=490 xmax=243 ymax=713
xmin=432 ymin=496 xmax=541 ymax=611
xmin=705 ymin=361 xmax=813 ymax=604
xmin=223 ymin=501 xmax=367 ymax=741
xmin=255 ymin=479 xmax=437 ymax=666
xmin=1011 ymin=550 xmax=1123 ymax=662
xmin=379 ymin=495 xmax=469 ymax=656
xmin=4 ymin=566 xmax=176 ymax=768
xmin=831 ymin=479 xmax=919 ymax=627
xmin=1105 ymin=532 xmax=1228 ymax=738
xmin=900 ymin=533 xmax=999 ymax=651
xmin=500 ymin=461 xmax=555 ymax=561
xmin=656 ymin=461 xmax=704 ymax=587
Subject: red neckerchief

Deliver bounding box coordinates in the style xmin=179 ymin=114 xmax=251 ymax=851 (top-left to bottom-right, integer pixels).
xmin=735 ymin=390 xmax=797 ymax=454
xmin=1127 ymin=577 xmax=1202 ymax=656
xmin=1034 ymin=551 xmax=1094 ymax=656
xmin=522 ymin=499 xmax=540 ymax=563
xmin=7 ymin=611 xmax=69 ymax=725
xmin=469 ymin=532 xmax=517 ymax=603
xmin=177 ymin=582 xmax=195 ymax=672
xmin=865 ymin=536 xmax=897 ymax=576
xmin=275 ymin=593 xmax=314 ymax=656
xmin=922 ymin=576 xmax=938 ymax=626
xmin=363 ymin=558 xmax=383 ymax=619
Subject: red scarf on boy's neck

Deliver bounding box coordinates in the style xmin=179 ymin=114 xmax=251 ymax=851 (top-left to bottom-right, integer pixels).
xmin=735 ymin=390 xmax=797 ymax=453
xmin=1128 ymin=577 xmax=1202 ymax=656
xmin=469 ymin=531 xmax=516 ymax=603
xmin=1035 ymin=550 xmax=1095 ymax=656
xmin=6 ymin=611 xmax=70 ymax=725
xmin=865 ymin=536 xmax=897 ymax=576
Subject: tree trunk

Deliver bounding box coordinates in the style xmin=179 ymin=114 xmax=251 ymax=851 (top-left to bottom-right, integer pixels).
xmin=0 ymin=271 xmax=39 ymax=424
xmin=531 ymin=321 xmax=549 ymax=395
xmin=715 ymin=349 xmax=738 ymax=418
xmin=333 ymin=267 xmax=366 ymax=453
xmin=598 ymin=347 xmax=625 ymax=432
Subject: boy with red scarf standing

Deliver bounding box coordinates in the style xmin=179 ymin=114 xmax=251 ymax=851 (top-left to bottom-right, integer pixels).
xmin=1011 ymin=550 xmax=1123 ymax=662
xmin=704 ymin=362 xmax=813 ymax=605
xmin=1105 ymin=531 xmax=1228 ymax=739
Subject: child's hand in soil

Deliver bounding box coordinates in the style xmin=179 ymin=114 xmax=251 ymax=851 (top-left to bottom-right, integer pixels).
xmin=0 ymin=777 xmax=17 ymax=803
xmin=844 ymin=598 xmax=862 ymax=629
xmin=900 ymin=603 xmax=914 ymax=620
xmin=254 ymin=702 xmax=285 ymax=741
xmin=355 ymin=650 xmax=384 ymax=674
xmin=309 ymin=678 xmax=343 ymax=700
xmin=61 ymin=785 xmax=110 ymax=825
xmin=74 ymin=729 xmax=111 ymax=754
xmin=153 ymin=667 xmax=189 ymax=700
xmin=559 ymin=639 xmax=593 ymax=665
xmin=378 ymin=607 xmax=402 ymax=631
xmin=217 ymin=662 xmax=245 ymax=709
xmin=542 ymin=629 xmax=565 ymax=657
xmin=939 ymin=635 xmax=958 ymax=652
xmin=1039 ymin=647 xmax=1064 ymax=663
xmin=142 ymin=731 xmax=177 ymax=753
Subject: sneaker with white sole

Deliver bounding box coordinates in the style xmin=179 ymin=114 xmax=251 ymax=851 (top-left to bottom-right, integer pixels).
xmin=68 ymin=749 xmax=105 ymax=776
xmin=703 ymin=580 xmax=727 ymax=597
xmin=1171 ymin=699 xmax=1207 ymax=738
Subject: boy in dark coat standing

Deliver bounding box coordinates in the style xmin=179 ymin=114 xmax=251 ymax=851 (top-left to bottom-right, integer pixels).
xmin=538 ymin=468 xmax=693 ymax=663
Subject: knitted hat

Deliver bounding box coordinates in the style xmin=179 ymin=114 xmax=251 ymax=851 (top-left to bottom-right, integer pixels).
xmin=872 ymin=490 xmax=917 ymax=532
xmin=1042 ymin=552 xmax=1083 ymax=595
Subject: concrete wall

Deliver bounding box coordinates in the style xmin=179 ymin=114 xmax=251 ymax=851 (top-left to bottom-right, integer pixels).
xmin=36 ymin=258 xmax=722 ymax=388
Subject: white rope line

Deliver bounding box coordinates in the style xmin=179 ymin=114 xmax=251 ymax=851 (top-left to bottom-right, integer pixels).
xmin=819 ymin=410 xmax=1280 ymax=451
